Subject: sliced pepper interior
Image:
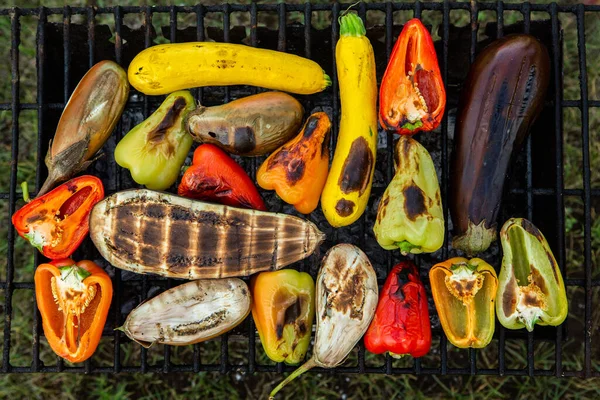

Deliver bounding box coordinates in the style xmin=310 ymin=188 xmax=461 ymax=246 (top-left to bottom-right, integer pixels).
xmin=35 ymin=259 xmax=112 ymax=363
xmin=12 ymin=175 xmax=104 ymax=259
xmin=430 ymin=257 xmax=497 ymax=349
xmin=380 ymin=19 xmax=446 ymax=134
xmin=500 ymin=223 xmax=555 ymax=332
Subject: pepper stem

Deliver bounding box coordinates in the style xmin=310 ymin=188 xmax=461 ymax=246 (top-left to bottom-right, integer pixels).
xmin=339 ymin=12 xmax=366 ymax=37
xmin=396 ymin=241 xmax=420 ymax=255
xmin=269 ymin=357 xmax=317 ymax=399
xmin=401 ymin=120 xmax=424 ymax=131
xmin=21 ymin=181 xmax=30 ymax=203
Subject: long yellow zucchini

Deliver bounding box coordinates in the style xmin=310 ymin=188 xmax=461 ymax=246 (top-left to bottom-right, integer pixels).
xmin=128 ymin=42 xmax=331 ymax=95
xmin=320 ymin=13 xmax=378 ymax=227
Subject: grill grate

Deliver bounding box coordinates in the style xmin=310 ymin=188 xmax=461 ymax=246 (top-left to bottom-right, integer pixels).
xmin=1 ymin=1 xmax=598 ymax=378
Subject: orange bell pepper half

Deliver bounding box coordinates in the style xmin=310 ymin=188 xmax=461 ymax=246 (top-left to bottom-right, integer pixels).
xmin=12 ymin=175 xmax=104 ymax=259
xmin=257 ymin=112 xmax=331 ymax=214
xmin=379 ymin=18 xmax=446 ymax=135
xmin=35 ymin=258 xmax=113 ymax=363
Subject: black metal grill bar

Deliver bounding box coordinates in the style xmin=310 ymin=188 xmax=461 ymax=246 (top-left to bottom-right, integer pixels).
xmin=576 ymin=4 xmax=593 ymax=379
xmin=3 ymin=364 xmax=598 ymax=377
xmin=2 ymin=8 xmax=20 ymax=374
xmin=113 ymin=4 xmax=124 ymax=374
xmin=30 ymin=6 xmax=45 ymax=374
xmin=550 ymin=2 xmax=565 ymax=378
xmin=2 ymin=0 xmax=598 ymax=377
xmin=2 ymin=2 xmax=600 ymax=16
xmin=139 ymin=4 xmax=152 ymax=375
xmin=6 ymin=187 xmax=600 ymax=201
xmin=4 ymin=276 xmax=599 ymax=290
xmin=3 ymin=99 xmax=600 ymax=111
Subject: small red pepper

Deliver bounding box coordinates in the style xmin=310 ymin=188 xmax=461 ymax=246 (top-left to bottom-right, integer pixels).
xmin=379 ymin=18 xmax=446 ymax=135
xmin=178 ymin=144 xmax=267 ymax=211
xmin=364 ymin=261 xmax=431 ymax=358
xmin=12 ymin=175 xmax=104 ymax=259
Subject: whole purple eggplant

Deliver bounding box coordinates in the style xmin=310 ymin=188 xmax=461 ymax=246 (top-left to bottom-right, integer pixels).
xmin=450 ymin=34 xmax=550 ymax=255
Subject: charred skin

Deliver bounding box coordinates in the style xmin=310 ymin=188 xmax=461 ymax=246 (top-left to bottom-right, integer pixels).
xmin=496 ymin=218 xmax=567 ymax=332
xmin=39 ymin=61 xmax=129 ymax=196
xmin=373 ymin=136 xmax=444 ymax=254
xmin=257 ymin=112 xmax=331 ymax=214
xmin=186 ymin=92 xmax=304 ymax=156
xmin=321 ymin=14 xmax=378 ymax=228
xmin=450 ymin=34 xmax=550 ymax=255
xmin=89 ymin=189 xmax=325 ymax=279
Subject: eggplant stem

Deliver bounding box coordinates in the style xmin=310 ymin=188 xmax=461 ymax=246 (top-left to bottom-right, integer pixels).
xmin=37 ymin=175 xmax=59 ymax=198
xmin=269 ymin=357 xmax=317 ymax=399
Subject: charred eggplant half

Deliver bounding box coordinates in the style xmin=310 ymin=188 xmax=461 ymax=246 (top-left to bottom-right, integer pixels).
xmin=450 ymin=34 xmax=550 ymax=255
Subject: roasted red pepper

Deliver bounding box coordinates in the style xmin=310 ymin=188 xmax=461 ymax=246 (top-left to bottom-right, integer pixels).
xmin=178 ymin=144 xmax=266 ymax=210
xmin=364 ymin=261 xmax=431 ymax=358
xmin=12 ymin=175 xmax=104 ymax=259
xmin=379 ymin=18 xmax=446 ymax=135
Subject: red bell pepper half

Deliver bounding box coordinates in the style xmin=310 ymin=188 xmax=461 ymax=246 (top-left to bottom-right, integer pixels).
xmin=12 ymin=175 xmax=104 ymax=259
xmin=364 ymin=260 xmax=431 ymax=358
xmin=379 ymin=18 xmax=446 ymax=135
xmin=178 ymin=144 xmax=267 ymax=211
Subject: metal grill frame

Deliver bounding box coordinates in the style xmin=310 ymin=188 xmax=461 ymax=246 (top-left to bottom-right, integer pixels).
xmin=1 ymin=1 xmax=598 ymax=378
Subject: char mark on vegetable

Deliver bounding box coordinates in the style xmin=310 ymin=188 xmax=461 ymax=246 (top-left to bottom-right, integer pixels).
xmin=286 ymin=159 xmax=306 ymax=184
xmin=502 ymin=275 xmax=518 ymax=317
xmin=404 ymin=184 xmax=427 ymax=220
xmin=303 ymin=115 xmax=320 ymax=137
xmin=530 ymin=265 xmax=549 ymax=296
xmin=147 ymin=97 xmax=187 ymax=143
xmin=338 ymin=137 xmax=373 ymax=195
xmin=233 ymin=126 xmax=256 ymax=153
xmin=327 ymin=263 xmax=367 ymax=320
xmin=171 ymin=309 xmax=228 ymax=336
xmin=520 ymin=219 xmax=544 ymax=241
xmin=335 ymin=199 xmax=355 ymax=217
xmin=26 ymin=209 xmax=48 ymax=224
xmin=546 ymin=250 xmax=560 ymax=282
xmin=139 ymin=245 xmax=161 ymax=268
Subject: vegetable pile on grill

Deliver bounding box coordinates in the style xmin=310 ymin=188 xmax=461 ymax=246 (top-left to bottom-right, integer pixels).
xmin=11 ymin=3 xmax=568 ymax=395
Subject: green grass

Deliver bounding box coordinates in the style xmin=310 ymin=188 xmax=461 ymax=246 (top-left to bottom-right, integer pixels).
xmin=1 ymin=0 xmax=600 ymax=398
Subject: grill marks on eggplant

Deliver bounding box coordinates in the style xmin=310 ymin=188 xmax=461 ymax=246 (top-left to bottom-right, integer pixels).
xmin=90 ymin=190 xmax=324 ymax=279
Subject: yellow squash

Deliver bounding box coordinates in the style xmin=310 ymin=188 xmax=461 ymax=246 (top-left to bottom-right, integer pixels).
xmin=321 ymin=13 xmax=378 ymax=228
xmin=128 ymin=42 xmax=331 ymax=96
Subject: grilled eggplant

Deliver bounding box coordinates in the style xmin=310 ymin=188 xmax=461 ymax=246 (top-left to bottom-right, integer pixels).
xmin=89 ymin=189 xmax=325 ymax=279
xmin=186 ymin=92 xmax=304 ymax=156
xmin=450 ymin=34 xmax=550 ymax=255
xmin=119 ymin=279 xmax=250 ymax=347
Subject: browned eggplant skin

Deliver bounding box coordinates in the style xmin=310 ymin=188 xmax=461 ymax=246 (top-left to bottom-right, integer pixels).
xmin=450 ymin=34 xmax=550 ymax=255
xmin=185 ymin=92 xmax=304 ymax=156
xmin=39 ymin=61 xmax=129 ymax=196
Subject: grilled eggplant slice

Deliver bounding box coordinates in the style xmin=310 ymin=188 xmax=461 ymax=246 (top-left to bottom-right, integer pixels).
xmin=450 ymin=34 xmax=550 ymax=255
xmin=119 ymin=279 xmax=250 ymax=347
xmin=89 ymin=189 xmax=325 ymax=279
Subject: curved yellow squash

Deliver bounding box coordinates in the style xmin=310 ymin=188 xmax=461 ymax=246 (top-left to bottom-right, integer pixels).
xmin=128 ymin=42 xmax=331 ymax=96
xmin=321 ymin=14 xmax=378 ymax=228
